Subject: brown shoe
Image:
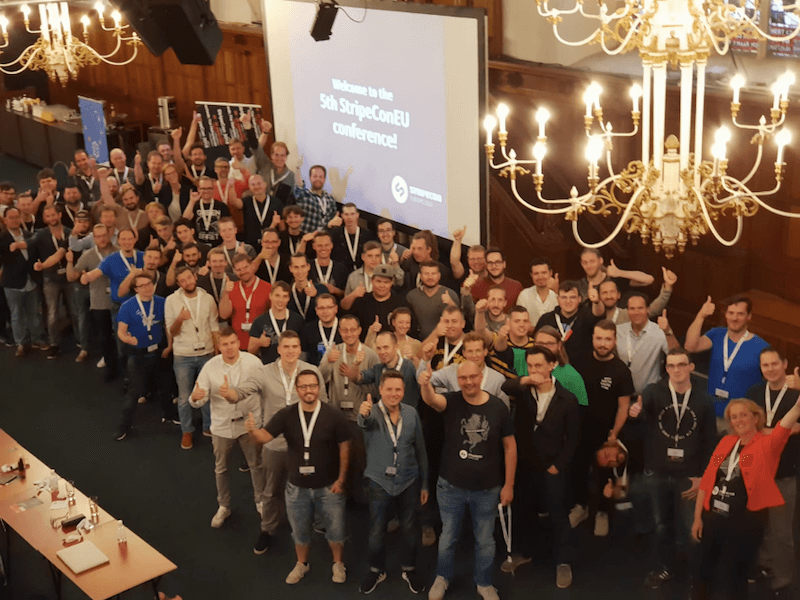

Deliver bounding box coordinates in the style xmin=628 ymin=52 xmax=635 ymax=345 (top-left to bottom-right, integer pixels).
xmin=181 ymin=432 xmax=193 ymax=450
xmin=15 ymin=345 xmax=25 ymax=357
xmin=75 ymin=350 xmax=88 ymax=363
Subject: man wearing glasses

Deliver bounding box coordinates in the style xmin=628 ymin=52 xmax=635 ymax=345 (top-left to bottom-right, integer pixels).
xmin=628 ymin=347 xmax=717 ymax=589
xmin=115 ymin=272 xmax=177 ymax=440
xmin=182 ymin=175 xmax=230 ymax=247
xmin=469 ymin=248 xmax=522 ymax=309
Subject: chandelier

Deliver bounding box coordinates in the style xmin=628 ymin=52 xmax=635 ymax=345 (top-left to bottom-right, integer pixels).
xmin=0 ymin=2 xmax=141 ymax=85
xmin=484 ymin=0 xmax=800 ymax=257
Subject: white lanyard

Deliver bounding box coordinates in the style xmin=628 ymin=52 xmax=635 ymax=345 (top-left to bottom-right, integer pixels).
xmin=51 ymin=231 xmax=64 ymax=252
xmin=135 ymin=294 xmax=156 ymax=337
xmin=270 ymin=168 xmax=290 ymax=189
xmin=215 ymin=180 xmax=231 ymax=202
xmin=209 ymin=274 xmax=227 ymax=304
xmin=268 ymin=309 xmax=288 ymax=335
xmin=722 ymin=331 xmax=749 ymax=380
xmin=239 ymin=278 xmax=260 ymax=323
xmin=279 ymin=365 xmax=299 ymax=406
xmin=725 ymin=439 xmax=742 ymax=482
xmin=292 ymin=283 xmax=312 ymax=318
xmin=319 ymin=318 xmax=339 ymax=351
xmin=554 ymin=313 xmax=573 ymax=340
xmin=252 ymin=196 xmax=271 ymax=225
xmin=668 ymin=382 xmax=691 ymax=442
xmin=299 ymin=400 xmax=322 ymax=461
xmin=344 ymin=228 xmax=360 ymax=263
xmin=223 ymin=243 xmax=240 ymax=268
xmin=317 ymin=194 xmax=328 ymax=215
xmin=197 ymin=199 xmax=214 ymax=231
xmin=263 ymin=255 xmax=280 ymax=284
xmin=378 ymin=401 xmax=402 ymax=466
xmin=765 ymin=384 xmax=789 ymax=428
xmin=149 ymin=175 xmax=162 ymax=189
xmin=613 ymin=439 xmax=629 ymax=487
xmin=127 ymin=209 xmax=143 ymax=231
xmin=64 ymin=204 xmax=79 ymax=225
xmin=443 ymin=339 xmax=463 ymax=366
xmin=81 ymin=174 xmax=95 ymax=190
xmin=119 ymin=251 xmax=136 ymax=272
xmin=611 ymin=307 xmax=620 ymax=324
xmin=625 ymin=328 xmax=645 ymax=367
xmin=363 ymin=270 xmax=373 ymax=293
xmin=21 ymin=219 xmax=34 ymax=234
xmin=395 ymin=355 xmax=404 ymax=371
xmin=314 ymin=259 xmax=333 ymax=284
xmin=288 ymin=236 xmax=299 ymax=256
xmin=498 ymin=504 xmax=512 ymax=561
xmin=343 ymin=342 xmax=362 ymax=395
xmin=181 ymin=291 xmax=202 ymax=333
xmin=115 ymin=167 xmax=129 ymax=185
xmin=191 ymin=165 xmax=206 ymax=179
xmin=381 ymin=244 xmax=397 ymax=265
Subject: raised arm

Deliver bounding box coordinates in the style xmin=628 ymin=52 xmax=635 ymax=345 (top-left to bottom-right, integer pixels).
xmin=605 ymin=259 xmax=654 ymax=288
xmin=245 ymin=411 xmax=275 ymax=445
xmin=182 ymin=113 xmax=200 ymax=160
xmin=684 ymin=296 xmax=715 ymax=353
xmin=449 ymin=226 xmax=466 ymax=280
xmin=418 ymin=363 xmax=448 ymax=412
xmin=647 ymin=267 xmax=676 ymax=318
xmin=171 ymin=127 xmax=187 ymax=176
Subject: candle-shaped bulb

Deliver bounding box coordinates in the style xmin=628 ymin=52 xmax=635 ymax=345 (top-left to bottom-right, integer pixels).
xmin=533 ymin=141 xmax=547 ymax=162
xmin=535 ymin=107 xmax=549 ymax=138
xmin=21 ymin=4 xmax=31 ymax=19
xmin=80 ymin=14 xmax=90 ymax=32
xmin=714 ymin=126 xmax=731 ymax=144
xmin=496 ymin=103 xmax=509 ymax=134
xmin=483 ymin=115 xmax=496 ymax=145
xmin=509 ymin=148 xmax=517 ymax=161
xmin=585 ymin=136 xmax=603 ymax=164
xmin=0 ymin=15 xmax=7 ymax=35
xmin=583 ymin=89 xmax=593 ymax=117
xmin=730 ymin=74 xmax=744 ymax=104
xmin=711 ymin=142 xmax=724 ymax=161
xmin=629 ymin=83 xmax=642 ymax=112
xmin=94 ymin=1 xmax=104 ymax=14
xmin=772 ymin=81 xmax=781 ymax=110
xmin=111 ymin=9 xmax=121 ymax=26
xmin=776 ymin=129 xmax=791 ymax=164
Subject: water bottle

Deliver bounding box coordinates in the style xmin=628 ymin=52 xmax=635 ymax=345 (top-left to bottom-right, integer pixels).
xmin=116 ymin=520 xmax=127 ymax=544
xmin=48 ymin=469 xmax=58 ymax=492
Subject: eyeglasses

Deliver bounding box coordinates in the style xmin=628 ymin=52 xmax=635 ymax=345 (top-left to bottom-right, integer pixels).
xmin=486 ymin=260 xmax=504 ymax=266
xmin=665 ymin=362 xmax=691 ymax=370
xmin=197 ymin=187 xmax=214 ymax=191
xmin=297 ymin=384 xmax=319 ymax=391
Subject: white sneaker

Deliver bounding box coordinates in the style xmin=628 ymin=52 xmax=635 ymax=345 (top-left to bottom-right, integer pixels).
xmin=477 ymin=585 xmax=499 ymax=600
xmin=286 ymin=561 xmax=310 ymax=584
xmin=332 ymin=561 xmax=347 ymax=583
xmin=210 ymin=506 xmax=231 ymax=528
xmin=428 ymin=575 xmax=449 ymax=600
xmin=594 ymin=511 xmax=609 ymax=537
xmin=96 ymin=357 xmax=106 ymax=368
xmin=568 ymin=504 xmax=588 ymax=528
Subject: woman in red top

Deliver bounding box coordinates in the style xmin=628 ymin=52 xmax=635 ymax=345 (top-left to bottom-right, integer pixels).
xmin=690 ymin=392 xmax=800 ymax=600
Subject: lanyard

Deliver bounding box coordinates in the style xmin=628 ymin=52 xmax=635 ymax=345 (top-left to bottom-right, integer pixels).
xmin=613 ymin=439 xmax=629 ymax=487
xmin=21 ymin=219 xmax=34 ymax=234
xmin=263 ymin=255 xmax=280 ymax=284
xmin=252 ymin=196 xmax=271 ymax=225
xmin=80 ymin=174 xmax=95 ymax=190
xmin=725 ymin=439 xmax=742 ymax=481
xmin=344 ymin=228 xmax=360 ymax=263
xmin=64 ymin=204 xmax=80 ymax=226
xmin=51 ymin=231 xmax=64 ymax=253
xmin=554 ymin=313 xmax=573 ymax=340
xmin=223 ymin=243 xmax=240 ymax=268
xmin=319 ymin=318 xmax=339 ymax=351
xmin=135 ymin=294 xmax=156 ymax=338
xmin=127 ymin=209 xmax=143 ymax=231
xmin=268 ymin=309 xmax=288 ymax=335
xmin=299 ymin=400 xmax=322 ymax=461
xmin=611 ymin=307 xmax=620 ymax=324
xmin=498 ymin=504 xmax=512 ymax=562
xmin=765 ymin=384 xmax=789 ymax=428
xmin=363 ymin=270 xmax=373 ymax=293
xmin=279 ymin=365 xmax=299 ymax=406
xmin=343 ymin=342 xmax=362 ymax=395
xmin=191 ymin=165 xmax=206 ymax=179
xmin=181 ymin=290 xmax=202 ymax=333
xmin=115 ymin=167 xmax=129 ymax=185
xmin=215 ymin=179 xmax=231 ymax=202
xmin=381 ymin=244 xmax=397 ymax=265
xmin=292 ymin=283 xmax=312 ymax=318
xmin=119 ymin=251 xmax=136 ymax=272
xmin=239 ymin=278 xmax=260 ymax=323
xmin=668 ymin=381 xmax=691 ymax=443
xmin=625 ymin=328 xmax=645 ymax=367
xmin=722 ymin=330 xmax=749 ymax=381
xmin=197 ymin=199 xmax=214 ymax=231
xmin=378 ymin=401 xmax=402 ymax=466
xmin=270 ymin=168 xmax=290 ymax=189
xmin=288 ymin=235 xmax=299 ymax=256
xmin=149 ymin=175 xmax=162 ymax=189
xmin=209 ymin=275 xmax=226 ymax=304
xmin=314 ymin=259 xmax=333 ymax=284
xmin=443 ymin=339 xmax=463 ymax=367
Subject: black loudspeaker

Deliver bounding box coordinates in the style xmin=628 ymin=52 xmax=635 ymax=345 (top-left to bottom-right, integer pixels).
xmin=311 ymin=2 xmax=338 ymax=42
xmin=150 ymin=0 xmax=222 ymax=65
xmin=112 ymin=0 xmax=171 ymax=57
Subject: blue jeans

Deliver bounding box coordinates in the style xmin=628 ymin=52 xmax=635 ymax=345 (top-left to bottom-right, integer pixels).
xmin=366 ymin=478 xmax=421 ymax=572
xmin=69 ymin=282 xmax=90 ymax=350
xmin=4 ymin=286 xmax=45 ymax=346
xmin=42 ymin=278 xmax=78 ymax=347
xmin=435 ymin=477 xmax=500 ymax=587
xmin=645 ymin=471 xmax=698 ymax=572
xmin=285 ymin=481 xmax=346 ymax=546
xmin=173 ymin=354 xmax=212 ymax=434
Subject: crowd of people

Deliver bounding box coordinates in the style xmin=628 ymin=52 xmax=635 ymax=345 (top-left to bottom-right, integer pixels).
xmin=0 ymin=118 xmax=798 ymax=600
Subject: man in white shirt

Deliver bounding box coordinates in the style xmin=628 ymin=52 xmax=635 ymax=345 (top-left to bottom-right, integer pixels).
xmin=190 ymin=327 xmax=266 ymax=549
xmin=166 ymin=266 xmax=220 ymax=450
xmin=516 ymin=258 xmax=558 ymax=326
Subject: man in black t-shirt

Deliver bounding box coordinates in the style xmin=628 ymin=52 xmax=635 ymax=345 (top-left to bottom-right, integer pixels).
xmin=246 ymin=370 xmax=352 ymax=585
xmin=418 ymin=360 xmax=516 ymax=600
xmin=346 ymin=264 xmax=407 ymax=340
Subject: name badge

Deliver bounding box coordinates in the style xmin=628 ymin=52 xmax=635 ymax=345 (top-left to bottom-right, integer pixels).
xmin=714 ymin=388 xmax=729 ymax=399
xmin=712 ymin=499 xmax=730 ymax=515
xmin=317 ymin=343 xmax=326 ymax=356
xmin=299 ymin=466 xmax=315 ymax=475
xmin=667 ymin=448 xmax=685 ymax=461
xmin=240 ymin=322 xmax=252 ymax=332
xmin=193 ymin=342 xmax=207 ymax=352
xmin=105 ymin=287 xmax=111 ymax=294
xmin=385 ymin=466 xmax=397 ymax=477
xmin=616 ymin=501 xmax=633 ymax=511
xmin=147 ymin=343 xmax=158 ymax=353
xmin=57 ymin=267 xmax=67 ymax=275
xmin=340 ymin=401 xmax=354 ymax=410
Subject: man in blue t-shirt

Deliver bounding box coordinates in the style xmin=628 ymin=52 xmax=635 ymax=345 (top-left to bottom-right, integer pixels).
xmin=114 ymin=271 xmax=177 ymax=440
xmin=684 ymin=295 xmax=769 ymax=424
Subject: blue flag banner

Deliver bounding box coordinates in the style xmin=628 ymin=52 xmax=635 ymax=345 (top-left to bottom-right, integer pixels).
xmin=78 ymin=96 xmax=109 ymax=164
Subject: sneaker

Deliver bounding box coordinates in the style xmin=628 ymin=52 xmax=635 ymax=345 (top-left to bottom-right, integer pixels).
xmin=210 ymin=506 xmax=231 ymax=528
xmin=75 ymin=350 xmax=88 ymax=363
xmin=32 ymin=342 xmax=49 ymax=351
xmin=360 ymin=570 xmax=386 ymax=593
xmin=15 ymin=345 xmax=25 ymax=357
xmin=239 ymin=463 xmax=250 ymax=473
xmin=500 ymin=554 xmax=532 ymax=574
xmin=114 ymin=429 xmax=127 ymax=441
xmin=556 ymin=564 xmax=573 ymax=589
xmin=568 ymin=504 xmax=588 ymax=528
xmin=422 ymin=525 xmax=437 ymax=547
xmin=428 ymin=575 xmax=448 ymax=600
xmin=332 ymin=561 xmax=347 ymax=584
xmin=161 ymin=417 xmax=180 ymax=425
xmin=286 ymin=561 xmax=310 ymax=584
xmin=202 ymin=429 xmax=212 ymax=437
xmin=477 ymin=585 xmax=499 ymax=600
xmin=253 ymin=531 xmax=271 ymax=555
xmin=402 ymin=569 xmax=425 ymax=594
xmin=645 ymin=569 xmax=673 ymax=589
xmin=96 ymin=357 xmax=106 ymax=368
xmin=47 ymin=346 xmax=60 ymax=359
xmin=594 ymin=511 xmax=609 ymax=537
xmin=180 ymin=433 xmax=193 ymax=450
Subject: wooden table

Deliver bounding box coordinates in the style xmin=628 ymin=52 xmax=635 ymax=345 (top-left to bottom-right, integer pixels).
xmin=0 ymin=429 xmax=177 ymax=600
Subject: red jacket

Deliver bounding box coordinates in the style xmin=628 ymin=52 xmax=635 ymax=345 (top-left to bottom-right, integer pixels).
xmin=700 ymin=424 xmax=791 ymax=512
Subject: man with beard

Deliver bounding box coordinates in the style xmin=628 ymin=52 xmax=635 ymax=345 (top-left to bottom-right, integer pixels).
xmin=517 ymin=258 xmax=559 ymax=326
xmin=309 ymin=231 xmax=348 ymax=298
xmin=182 ymin=176 xmax=230 ymax=247
xmin=248 ymin=281 xmax=305 ymax=365
xmin=331 ymin=203 xmax=375 ymax=271
xmin=293 ymin=165 xmax=340 ymax=233
xmin=58 ymin=178 xmax=85 ymax=228
xmin=344 ymin=264 xmax=407 ymax=338
xmin=469 ymin=248 xmax=523 ymax=309
xmin=406 ymin=261 xmax=460 ymax=340
xmin=240 ymin=174 xmax=282 ymax=249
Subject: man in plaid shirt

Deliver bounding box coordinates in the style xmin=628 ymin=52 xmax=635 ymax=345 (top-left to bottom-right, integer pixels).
xmin=293 ymin=165 xmax=341 ymax=234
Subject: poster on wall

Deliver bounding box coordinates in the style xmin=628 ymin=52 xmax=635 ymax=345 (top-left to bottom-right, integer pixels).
xmin=78 ymin=96 xmax=109 ymax=164
xmin=194 ymin=101 xmax=265 ymax=148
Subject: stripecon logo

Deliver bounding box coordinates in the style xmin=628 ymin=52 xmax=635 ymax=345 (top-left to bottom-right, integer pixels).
xmin=391 ymin=175 xmax=408 ymax=204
